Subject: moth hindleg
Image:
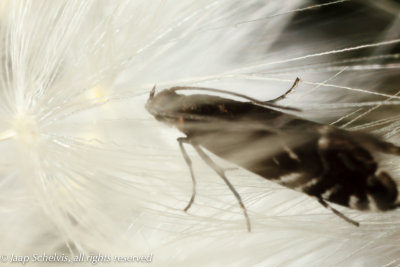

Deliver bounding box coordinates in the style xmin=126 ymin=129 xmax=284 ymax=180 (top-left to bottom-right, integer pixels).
xmin=191 ymin=144 xmax=251 ymax=232
xmin=265 ymin=77 xmax=300 ymax=103
xmin=318 ymin=198 xmax=360 ymax=227
xmin=177 ymin=137 xmax=197 ymax=212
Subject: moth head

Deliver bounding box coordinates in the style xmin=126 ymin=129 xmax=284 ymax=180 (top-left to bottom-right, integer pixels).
xmin=145 ymin=87 xmax=181 ymax=124
xmin=367 ymin=172 xmax=399 ymax=210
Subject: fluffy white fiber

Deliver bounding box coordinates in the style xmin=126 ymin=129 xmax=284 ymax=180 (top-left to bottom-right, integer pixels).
xmin=1 ymin=0 xmax=400 ymax=266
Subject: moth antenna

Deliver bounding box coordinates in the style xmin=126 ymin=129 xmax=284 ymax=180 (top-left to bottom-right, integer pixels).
xmin=265 ymin=77 xmax=300 ymax=103
xmin=170 ymin=86 xmax=301 ymax=112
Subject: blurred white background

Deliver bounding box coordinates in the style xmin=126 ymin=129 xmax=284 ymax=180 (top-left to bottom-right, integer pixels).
xmin=0 ymin=0 xmax=399 ymax=266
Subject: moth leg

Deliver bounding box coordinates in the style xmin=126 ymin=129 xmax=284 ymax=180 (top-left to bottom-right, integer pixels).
xmin=318 ymin=198 xmax=360 ymax=227
xmin=191 ymin=144 xmax=251 ymax=232
xmin=265 ymin=77 xmax=300 ymax=103
xmin=177 ymin=137 xmax=197 ymax=212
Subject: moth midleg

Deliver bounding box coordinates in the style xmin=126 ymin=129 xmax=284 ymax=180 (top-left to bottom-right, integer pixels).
xmin=177 ymin=137 xmax=197 ymax=212
xmin=318 ymin=198 xmax=360 ymax=227
xmin=191 ymin=143 xmax=251 ymax=232
xmin=264 ymin=77 xmax=300 ymax=104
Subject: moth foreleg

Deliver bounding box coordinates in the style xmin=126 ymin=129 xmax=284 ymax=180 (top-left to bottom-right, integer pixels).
xmin=177 ymin=137 xmax=197 ymax=213
xmin=318 ymin=198 xmax=360 ymax=227
xmin=191 ymin=144 xmax=251 ymax=232
xmin=265 ymin=77 xmax=300 ymax=103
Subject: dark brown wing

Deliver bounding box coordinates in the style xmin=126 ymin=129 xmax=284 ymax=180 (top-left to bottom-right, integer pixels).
xmin=175 ymin=94 xmax=399 ymax=211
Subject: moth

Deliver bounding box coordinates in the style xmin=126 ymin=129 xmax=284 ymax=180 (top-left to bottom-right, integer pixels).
xmin=145 ymin=78 xmax=400 ymax=232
